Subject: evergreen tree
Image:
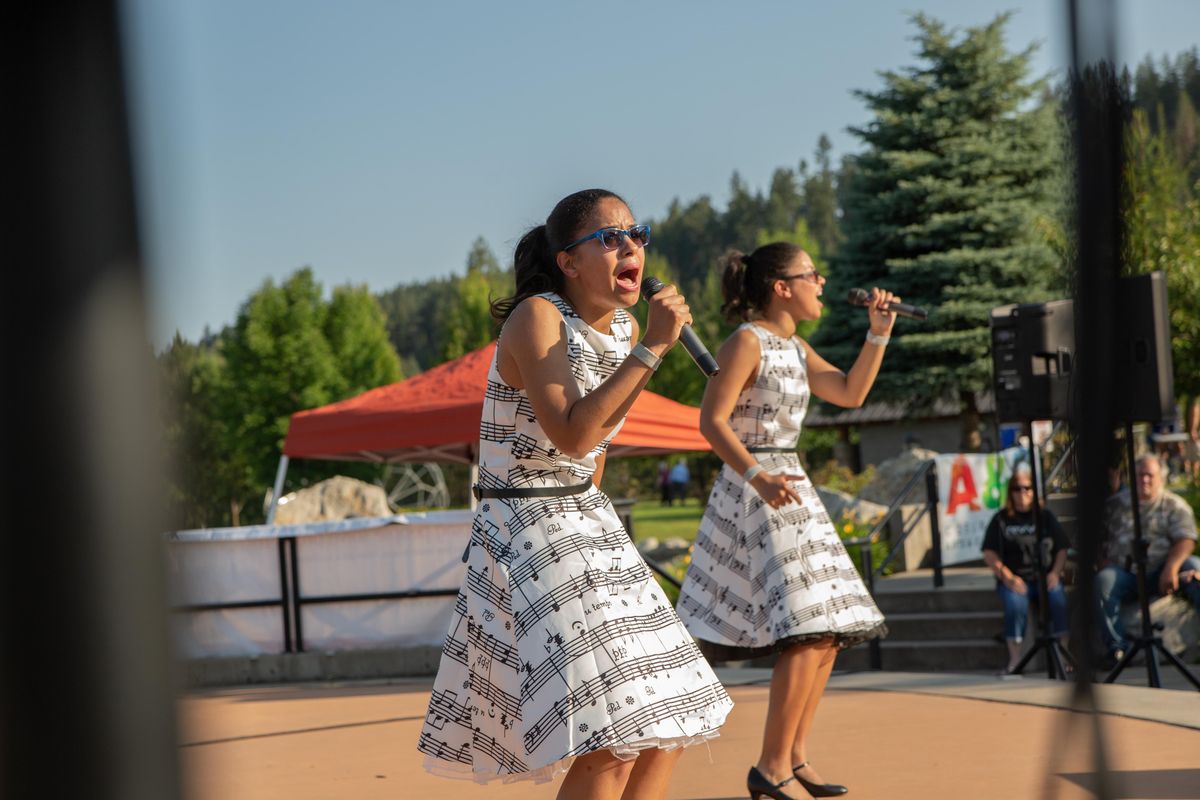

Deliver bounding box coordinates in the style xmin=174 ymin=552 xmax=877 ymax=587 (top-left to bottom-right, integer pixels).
xmin=650 ymin=196 xmax=724 ymax=289
xmin=763 ymin=167 xmax=803 ymax=235
xmin=377 ymin=275 xmax=457 ymax=372
xmin=159 ymin=335 xmax=252 ymax=528
xmin=816 ymin=13 xmax=1064 ymax=447
xmin=722 ymin=171 xmax=766 ymax=250
xmin=1122 ymin=109 xmax=1200 ymax=398
xmin=440 ymin=237 xmax=509 ymax=361
xmin=803 ymin=135 xmax=843 ymax=257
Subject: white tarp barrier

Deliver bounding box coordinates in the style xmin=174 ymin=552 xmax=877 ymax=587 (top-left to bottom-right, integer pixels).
xmin=167 ymin=511 xmax=473 ymax=659
xmin=934 ymin=447 xmax=1027 ymax=566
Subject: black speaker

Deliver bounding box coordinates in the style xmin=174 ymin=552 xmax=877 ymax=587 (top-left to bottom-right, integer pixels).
xmin=990 ymin=299 xmax=1075 ymax=422
xmin=1113 ymin=271 xmax=1175 ymax=423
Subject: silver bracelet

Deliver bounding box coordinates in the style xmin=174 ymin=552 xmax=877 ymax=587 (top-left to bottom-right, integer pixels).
xmin=630 ymin=342 xmax=662 ymax=371
xmin=742 ymin=463 xmax=765 ymax=482
xmin=866 ymin=331 xmax=891 ymax=347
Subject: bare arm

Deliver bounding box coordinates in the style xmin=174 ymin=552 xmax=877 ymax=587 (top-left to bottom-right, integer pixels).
xmin=698 ymin=329 xmax=803 ymax=508
xmin=1159 ymin=538 xmax=1195 ymax=595
xmin=804 ymin=287 xmax=898 ymax=408
xmin=497 ymin=290 xmax=690 ymax=458
xmin=1047 ymin=548 xmax=1069 ymax=590
xmin=982 ymin=549 xmax=1027 ymax=594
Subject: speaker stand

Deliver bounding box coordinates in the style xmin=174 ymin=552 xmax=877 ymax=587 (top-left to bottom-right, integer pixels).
xmin=1008 ymin=430 xmax=1076 ymax=680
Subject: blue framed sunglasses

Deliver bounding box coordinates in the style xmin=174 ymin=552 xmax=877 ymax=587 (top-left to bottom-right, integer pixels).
xmin=562 ymin=224 xmax=651 ymax=252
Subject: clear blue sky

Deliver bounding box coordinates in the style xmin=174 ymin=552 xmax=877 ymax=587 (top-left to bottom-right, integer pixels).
xmin=121 ymin=0 xmax=1200 ymax=346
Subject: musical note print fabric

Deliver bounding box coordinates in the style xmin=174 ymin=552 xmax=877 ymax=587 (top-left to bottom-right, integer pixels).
xmin=677 ymin=323 xmax=887 ymax=661
xmin=418 ymin=293 xmax=733 ymax=784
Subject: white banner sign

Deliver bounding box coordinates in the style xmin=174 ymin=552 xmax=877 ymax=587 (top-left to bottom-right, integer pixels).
xmin=935 ymin=447 xmax=1027 ymax=566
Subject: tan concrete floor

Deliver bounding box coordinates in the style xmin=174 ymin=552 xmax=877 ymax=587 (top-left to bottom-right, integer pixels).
xmin=179 ymin=674 xmax=1200 ymax=800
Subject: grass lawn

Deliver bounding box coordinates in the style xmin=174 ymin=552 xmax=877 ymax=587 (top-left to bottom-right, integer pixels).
xmin=629 ymin=498 xmax=704 ymax=544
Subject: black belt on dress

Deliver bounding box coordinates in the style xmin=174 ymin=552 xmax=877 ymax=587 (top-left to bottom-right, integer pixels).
xmin=464 ymin=479 xmax=595 ymax=562
xmin=471 ymin=479 xmax=594 ymax=501
xmin=745 ymin=446 xmax=798 ymax=453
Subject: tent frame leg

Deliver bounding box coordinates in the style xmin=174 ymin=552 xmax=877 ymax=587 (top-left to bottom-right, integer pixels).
xmin=266 ymin=455 xmax=290 ymax=524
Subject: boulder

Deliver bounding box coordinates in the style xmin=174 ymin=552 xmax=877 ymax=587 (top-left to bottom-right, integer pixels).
xmin=273 ymin=475 xmax=391 ymax=524
xmin=637 ymin=536 xmax=691 ymax=562
xmin=816 ymin=486 xmax=887 ymax=527
xmin=858 ymin=447 xmax=940 ymax=506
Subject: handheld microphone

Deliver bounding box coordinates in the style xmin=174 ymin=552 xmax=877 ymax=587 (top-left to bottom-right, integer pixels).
xmin=847 ymin=287 xmax=929 ymax=320
xmin=640 ymin=277 xmax=720 ymax=377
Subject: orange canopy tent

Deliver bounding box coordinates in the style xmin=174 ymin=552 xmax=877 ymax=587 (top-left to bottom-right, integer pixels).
xmin=282 ymin=341 xmax=711 ymax=464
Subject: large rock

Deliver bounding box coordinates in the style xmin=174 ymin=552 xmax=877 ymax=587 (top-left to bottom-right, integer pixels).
xmin=637 ymin=536 xmax=691 ymax=562
xmin=273 ymin=475 xmax=391 ymax=524
xmin=815 ymin=486 xmax=887 ymax=527
xmin=858 ymin=447 xmax=940 ymax=507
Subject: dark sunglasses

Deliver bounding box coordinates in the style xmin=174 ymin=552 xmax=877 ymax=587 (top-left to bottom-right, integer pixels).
xmin=562 ymin=224 xmax=651 ymax=252
xmin=1011 ymin=485 xmax=1034 ymax=493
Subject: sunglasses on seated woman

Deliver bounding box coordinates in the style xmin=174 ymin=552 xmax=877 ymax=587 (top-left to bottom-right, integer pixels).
xmin=562 ymin=224 xmax=651 ymax=252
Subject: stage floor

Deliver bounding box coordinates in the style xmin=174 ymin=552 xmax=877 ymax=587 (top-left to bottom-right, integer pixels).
xmin=179 ymin=669 xmax=1199 ymax=800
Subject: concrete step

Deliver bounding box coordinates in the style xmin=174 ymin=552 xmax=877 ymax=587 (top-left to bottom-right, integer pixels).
xmin=874 ymin=588 xmax=1000 ymax=615
xmin=883 ymin=610 xmax=1005 ymax=641
xmin=835 ymin=638 xmax=1007 ymax=672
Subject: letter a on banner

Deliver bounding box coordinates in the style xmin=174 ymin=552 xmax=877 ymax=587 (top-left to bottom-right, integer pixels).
xmin=946 ymin=455 xmax=980 ymax=514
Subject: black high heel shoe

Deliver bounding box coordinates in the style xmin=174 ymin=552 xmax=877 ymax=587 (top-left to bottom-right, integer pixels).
xmin=792 ymin=762 xmax=848 ymax=797
xmin=747 ymin=766 xmax=799 ymax=800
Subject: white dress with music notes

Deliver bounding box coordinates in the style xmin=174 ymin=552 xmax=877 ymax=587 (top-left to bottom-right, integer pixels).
xmin=676 ymin=323 xmax=887 ymax=661
xmin=418 ymin=293 xmax=732 ymax=784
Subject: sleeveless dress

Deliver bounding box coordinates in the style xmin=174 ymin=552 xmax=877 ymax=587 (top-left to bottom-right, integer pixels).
xmin=676 ymin=323 xmax=887 ymax=661
xmin=418 ymin=293 xmax=732 ymax=784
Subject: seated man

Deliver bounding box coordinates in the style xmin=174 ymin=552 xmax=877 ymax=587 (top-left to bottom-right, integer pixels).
xmin=1096 ymin=454 xmax=1200 ymax=664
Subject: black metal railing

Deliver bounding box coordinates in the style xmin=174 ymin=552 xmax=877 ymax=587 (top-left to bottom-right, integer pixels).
xmin=175 ymin=464 xmax=943 ymax=664
xmin=842 ymin=459 xmax=940 ymax=669
xmin=172 ymin=536 xmax=458 ymax=654
xmin=643 ymin=460 xmax=943 ymax=672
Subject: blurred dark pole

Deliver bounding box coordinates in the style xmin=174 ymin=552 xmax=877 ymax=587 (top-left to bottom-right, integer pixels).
xmin=1063 ymin=0 xmax=1122 ymax=797
xmin=2 ymin=2 xmax=181 ymax=799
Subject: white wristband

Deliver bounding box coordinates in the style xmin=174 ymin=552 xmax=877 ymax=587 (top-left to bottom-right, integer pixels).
xmin=866 ymin=332 xmax=890 ymax=347
xmin=630 ymin=342 xmax=662 ymax=371
xmin=742 ymin=463 xmax=765 ymax=483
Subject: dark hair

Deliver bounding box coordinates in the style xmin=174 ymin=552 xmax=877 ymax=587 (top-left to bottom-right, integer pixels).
xmin=1003 ymin=463 xmax=1043 ymax=517
xmin=490 ymin=188 xmax=626 ymax=320
xmin=718 ymin=242 xmax=806 ymax=322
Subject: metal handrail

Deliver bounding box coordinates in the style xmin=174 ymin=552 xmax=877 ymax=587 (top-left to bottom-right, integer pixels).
xmin=644 ymin=557 xmax=683 ymax=589
xmin=841 ymin=459 xmax=941 ymax=670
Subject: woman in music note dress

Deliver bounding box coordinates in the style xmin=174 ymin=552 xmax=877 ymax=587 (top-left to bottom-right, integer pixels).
xmin=417 ymin=189 xmax=732 ymax=798
xmin=676 ymin=244 xmax=894 ymax=800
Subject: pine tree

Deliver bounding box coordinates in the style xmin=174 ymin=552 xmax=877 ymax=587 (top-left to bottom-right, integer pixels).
xmin=803 ymin=135 xmax=843 ymax=257
xmin=815 ymin=13 xmax=1064 ymax=447
xmin=440 ymin=237 xmax=509 ymax=361
xmin=1122 ymin=109 xmax=1200 ymax=398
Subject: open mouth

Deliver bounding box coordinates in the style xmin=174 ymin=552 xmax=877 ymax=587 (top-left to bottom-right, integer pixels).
xmin=615 ymin=265 xmax=641 ymax=292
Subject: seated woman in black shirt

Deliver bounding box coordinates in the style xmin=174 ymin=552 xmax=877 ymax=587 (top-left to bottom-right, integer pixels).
xmin=980 ymin=465 xmax=1071 ymax=674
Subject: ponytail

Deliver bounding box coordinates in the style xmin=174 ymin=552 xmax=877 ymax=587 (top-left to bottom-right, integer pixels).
xmin=490 ymin=225 xmax=561 ymax=321
xmin=718 ymin=250 xmax=752 ymax=322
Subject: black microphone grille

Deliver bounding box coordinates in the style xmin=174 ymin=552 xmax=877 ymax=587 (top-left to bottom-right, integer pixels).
xmin=641 ymin=276 xmax=665 ymax=299
xmin=847 ymin=287 xmax=870 ymax=306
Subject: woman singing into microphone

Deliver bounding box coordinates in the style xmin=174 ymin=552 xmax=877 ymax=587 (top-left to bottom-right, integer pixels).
xmin=417 ymin=189 xmax=732 ymax=800
xmin=676 ymin=243 xmax=894 ymax=800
